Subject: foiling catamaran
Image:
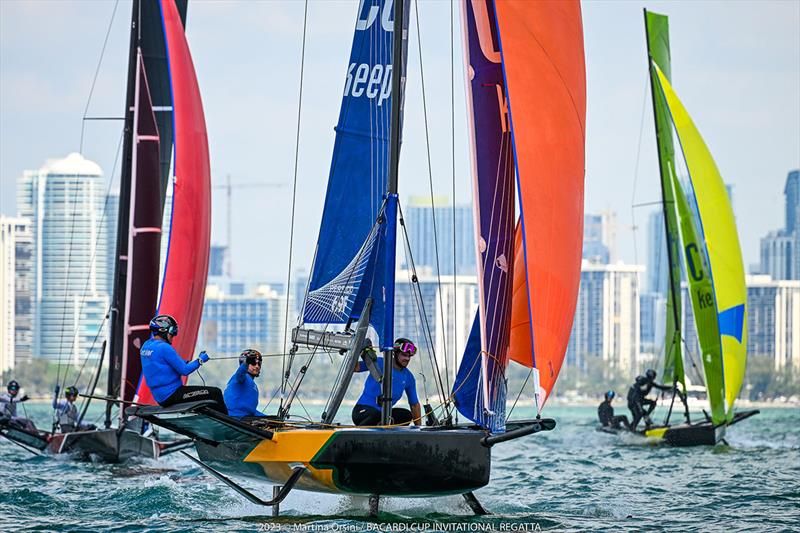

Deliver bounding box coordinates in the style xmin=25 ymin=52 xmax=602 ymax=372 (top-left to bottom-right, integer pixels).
xmin=131 ymin=0 xmax=586 ymax=514
xmin=0 ymin=0 xmax=211 ymax=461
xmin=599 ymin=9 xmax=757 ymax=447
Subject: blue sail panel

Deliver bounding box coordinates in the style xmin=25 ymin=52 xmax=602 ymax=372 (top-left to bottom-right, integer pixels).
xmin=303 ymin=0 xmax=409 ymax=345
xmin=454 ymin=312 xmax=507 ymax=432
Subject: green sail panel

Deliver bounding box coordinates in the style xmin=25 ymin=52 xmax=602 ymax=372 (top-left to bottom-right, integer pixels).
xmin=670 ymin=171 xmax=726 ymax=423
xmin=644 ymin=10 xmax=684 ymax=389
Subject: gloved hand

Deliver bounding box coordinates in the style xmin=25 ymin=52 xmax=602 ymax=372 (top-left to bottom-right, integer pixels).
xmin=54 ymin=385 xmax=60 ymax=395
xmin=20 ymin=395 xmax=30 ymax=402
xmin=198 ymin=351 xmax=210 ymax=364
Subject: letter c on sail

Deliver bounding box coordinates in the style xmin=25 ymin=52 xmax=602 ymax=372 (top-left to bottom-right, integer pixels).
xmin=686 ymin=243 xmax=704 ymax=281
xmin=356 ymin=0 xmax=379 ymax=31
xmin=471 ymin=0 xmax=501 ymax=63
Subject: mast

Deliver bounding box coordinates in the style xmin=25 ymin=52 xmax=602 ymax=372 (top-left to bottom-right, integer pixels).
xmin=380 ymin=0 xmax=405 ymax=425
xmin=643 ymin=9 xmax=687 ymax=416
xmin=106 ymin=0 xmax=141 ymax=428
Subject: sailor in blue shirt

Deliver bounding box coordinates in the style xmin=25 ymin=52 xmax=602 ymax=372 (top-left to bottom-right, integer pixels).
xmin=140 ymin=314 xmax=227 ymax=414
xmin=352 ymin=338 xmax=421 ymax=426
xmin=224 ymin=349 xmax=265 ymax=418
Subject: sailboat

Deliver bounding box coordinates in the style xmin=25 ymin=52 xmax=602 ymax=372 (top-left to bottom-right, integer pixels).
xmin=0 ymin=0 xmax=210 ymax=461
xmin=599 ymin=9 xmax=757 ymax=447
xmin=130 ymin=0 xmax=585 ymax=513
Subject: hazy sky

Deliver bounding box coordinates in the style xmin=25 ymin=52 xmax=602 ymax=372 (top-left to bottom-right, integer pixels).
xmin=1 ymin=0 xmax=798 ymax=282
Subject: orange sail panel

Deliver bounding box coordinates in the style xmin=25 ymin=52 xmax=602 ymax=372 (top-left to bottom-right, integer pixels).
xmin=496 ymin=0 xmax=586 ymax=408
xmin=137 ymin=0 xmax=211 ymax=405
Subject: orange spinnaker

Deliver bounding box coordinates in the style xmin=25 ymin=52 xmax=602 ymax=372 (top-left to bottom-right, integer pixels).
xmin=496 ymin=0 xmax=586 ymax=408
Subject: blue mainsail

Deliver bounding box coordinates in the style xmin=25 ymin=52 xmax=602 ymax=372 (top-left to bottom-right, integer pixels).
xmin=452 ymin=0 xmax=514 ymax=432
xmin=303 ymin=0 xmax=409 ymax=347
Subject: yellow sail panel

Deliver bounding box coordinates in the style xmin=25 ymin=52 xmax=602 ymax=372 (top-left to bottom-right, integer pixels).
xmin=654 ymin=66 xmax=747 ymax=419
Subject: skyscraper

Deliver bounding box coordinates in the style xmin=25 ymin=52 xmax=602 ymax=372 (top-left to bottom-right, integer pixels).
xmin=17 ymin=153 xmax=110 ymax=362
xmin=566 ymin=261 xmax=644 ymax=375
xmin=0 ymin=216 xmax=33 ymax=371
xmin=582 ymin=211 xmax=617 ymax=264
xmin=403 ymin=196 xmax=475 ymax=276
xmin=746 ymin=275 xmax=800 ymax=372
xmin=760 ymin=230 xmax=793 ymax=280
xmin=785 ymin=170 xmax=799 ymax=234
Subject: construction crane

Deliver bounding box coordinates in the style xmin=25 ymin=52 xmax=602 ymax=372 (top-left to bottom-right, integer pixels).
xmin=212 ymin=174 xmax=285 ymax=276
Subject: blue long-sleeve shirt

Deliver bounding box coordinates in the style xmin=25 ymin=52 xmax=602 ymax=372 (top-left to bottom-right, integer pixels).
xmin=224 ymin=363 xmax=264 ymax=417
xmin=140 ymin=337 xmax=200 ymax=403
xmin=355 ymin=357 xmax=419 ymax=410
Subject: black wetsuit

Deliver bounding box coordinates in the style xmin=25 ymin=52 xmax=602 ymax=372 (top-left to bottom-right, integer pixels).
xmin=627 ymin=375 xmax=672 ymax=430
xmin=598 ymin=400 xmax=630 ymax=430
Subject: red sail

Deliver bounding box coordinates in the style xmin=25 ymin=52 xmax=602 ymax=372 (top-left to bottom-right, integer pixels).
xmin=496 ymin=0 xmax=586 ymax=409
xmin=136 ymin=0 xmax=211 ymax=404
xmin=119 ymin=50 xmax=163 ymax=405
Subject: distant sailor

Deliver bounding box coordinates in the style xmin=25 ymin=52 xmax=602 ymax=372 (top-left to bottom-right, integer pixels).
xmin=0 ymin=381 xmax=36 ymax=432
xmin=140 ymin=314 xmax=228 ymax=414
xmin=597 ymin=390 xmax=630 ymax=430
xmin=224 ymin=349 xmax=265 ymax=418
xmin=627 ymin=368 xmax=672 ymax=430
xmin=352 ymin=338 xmax=421 ymax=426
xmin=52 ymin=386 xmax=96 ymax=432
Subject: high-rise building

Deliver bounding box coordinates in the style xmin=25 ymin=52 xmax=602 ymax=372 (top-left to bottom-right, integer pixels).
xmin=640 ymin=291 xmax=666 ymax=360
xmin=583 ymin=211 xmax=617 ymax=264
xmin=209 ymin=245 xmax=227 ymax=277
xmin=566 ymin=261 xmax=644 ymax=375
xmin=785 ymin=170 xmax=799 ymax=235
xmin=746 ymin=275 xmax=800 ymax=372
xmin=393 ymin=271 xmax=478 ymax=375
xmin=17 ymin=153 xmax=110 ymax=362
xmin=403 ymin=196 xmax=475 ymax=276
xmin=0 ymin=216 xmax=34 ymax=371
xmin=200 ymin=283 xmax=288 ymax=358
xmin=760 ymin=230 xmax=793 ymax=280
xmin=646 ymin=209 xmax=668 ymax=296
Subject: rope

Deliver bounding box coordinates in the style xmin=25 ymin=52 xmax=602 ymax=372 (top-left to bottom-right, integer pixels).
xmin=281 ymin=0 xmax=309 ymax=409
xmin=506 ymin=367 xmax=534 ymax=421
xmin=449 ymin=0 xmax=457 ymax=405
xmin=55 ymin=0 xmax=120 ymax=396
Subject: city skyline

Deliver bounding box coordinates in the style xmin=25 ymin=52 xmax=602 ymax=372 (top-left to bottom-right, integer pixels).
xmin=1 ymin=1 xmax=798 ymax=282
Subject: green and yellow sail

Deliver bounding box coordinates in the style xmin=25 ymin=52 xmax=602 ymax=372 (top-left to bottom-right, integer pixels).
xmin=646 ymin=10 xmax=748 ymax=424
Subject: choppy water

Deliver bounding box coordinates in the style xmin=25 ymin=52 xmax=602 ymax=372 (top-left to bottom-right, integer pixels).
xmin=1 ymin=404 xmax=798 ymax=532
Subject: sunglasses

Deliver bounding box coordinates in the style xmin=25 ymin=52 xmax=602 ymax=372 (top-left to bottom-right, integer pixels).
xmin=247 ymin=357 xmax=263 ymax=366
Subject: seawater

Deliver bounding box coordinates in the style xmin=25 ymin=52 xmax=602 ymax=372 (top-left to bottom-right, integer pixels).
xmin=1 ymin=404 xmax=798 ymax=532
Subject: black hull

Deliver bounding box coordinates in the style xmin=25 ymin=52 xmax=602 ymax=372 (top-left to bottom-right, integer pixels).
xmin=127 ymin=402 xmax=560 ymax=497
xmin=597 ymin=409 xmax=759 ymax=447
xmin=196 ymin=427 xmax=491 ymax=496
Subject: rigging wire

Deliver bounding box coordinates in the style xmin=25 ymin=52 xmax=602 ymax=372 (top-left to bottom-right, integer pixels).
xmin=55 ymin=0 xmax=121 ymax=397
xmin=281 ymin=0 xmax=309 ymax=412
xmin=506 ymin=367 xmax=534 ymax=422
xmin=449 ymin=0 xmax=457 ymax=406
xmin=412 ymin=0 xmax=450 ymax=403
xmin=631 ymin=73 xmax=650 ymax=268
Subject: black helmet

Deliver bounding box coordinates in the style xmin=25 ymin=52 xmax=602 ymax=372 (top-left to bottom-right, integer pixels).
xmin=393 ymin=337 xmax=417 ymax=356
xmin=7 ymin=380 xmax=20 ymax=393
xmin=64 ymin=386 xmax=79 ymax=398
xmin=645 ymin=368 xmax=657 ymax=380
xmin=239 ymin=348 xmax=262 ymax=366
xmin=149 ymin=314 xmax=178 ymax=338
xmin=604 ymin=390 xmax=615 ymax=400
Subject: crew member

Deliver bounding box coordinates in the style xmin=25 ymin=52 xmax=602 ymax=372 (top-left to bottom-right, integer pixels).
xmin=597 ymin=390 xmax=630 ymax=429
xmin=0 ymin=381 xmax=36 ymax=432
xmin=627 ymin=368 xmax=672 ymax=430
xmin=352 ymin=338 xmax=421 ymax=426
xmin=224 ymin=349 xmax=265 ymax=418
xmin=52 ymin=386 xmax=96 ymax=432
xmin=140 ymin=314 xmax=227 ymax=414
